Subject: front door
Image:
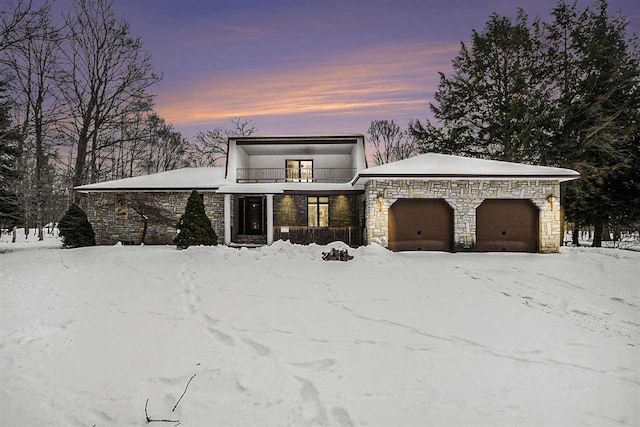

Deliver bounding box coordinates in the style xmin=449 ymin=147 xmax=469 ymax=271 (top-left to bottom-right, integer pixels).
xmin=240 ymin=197 xmax=265 ymax=235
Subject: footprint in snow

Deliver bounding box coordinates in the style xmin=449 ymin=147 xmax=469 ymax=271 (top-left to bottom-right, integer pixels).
xmin=332 ymin=406 xmax=354 ymax=427
xmin=295 ymin=376 xmax=328 ymax=426
xmin=289 ymin=358 xmax=336 ymax=371
xmin=242 ymin=338 xmax=271 ymax=356
xmin=207 ymin=327 xmax=234 ymax=345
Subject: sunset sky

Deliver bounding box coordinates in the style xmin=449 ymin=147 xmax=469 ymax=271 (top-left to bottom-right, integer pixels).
xmin=104 ymin=0 xmax=640 ymax=138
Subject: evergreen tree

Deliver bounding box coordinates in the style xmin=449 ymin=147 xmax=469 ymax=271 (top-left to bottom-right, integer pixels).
xmin=58 ymin=203 xmax=95 ymax=248
xmin=546 ymin=0 xmax=640 ymax=246
xmin=174 ymin=190 xmax=217 ymax=249
xmin=410 ymin=10 xmax=554 ymax=163
xmin=0 ymin=81 xmax=22 ymax=230
xmin=410 ymin=0 xmax=640 ymax=247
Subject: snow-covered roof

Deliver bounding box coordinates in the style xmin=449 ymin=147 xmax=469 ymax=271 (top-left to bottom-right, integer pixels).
xmin=75 ymin=167 xmax=227 ymax=192
xmin=355 ymin=153 xmax=580 ymax=182
xmin=216 ymin=182 xmax=364 ymax=194
xmin=230 ymin=134 xmax=364 ymax=141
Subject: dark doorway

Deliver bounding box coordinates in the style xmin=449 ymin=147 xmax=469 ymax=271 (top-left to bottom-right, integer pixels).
xmin=476 ymin=199 xmax=539 ymax=252
xmin=388 ymin=198 xmax=454 ymax=252
xmin=239 ymin=196 xmax=265 ymax=235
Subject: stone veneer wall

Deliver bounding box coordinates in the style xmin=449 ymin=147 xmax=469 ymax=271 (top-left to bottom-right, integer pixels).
xmin=271 ymin=194 xmax=362 ymax=246
xmin=273 ymin=194 xmax=360 ymax=227
xmin=83 ymin=191 xmax=224 ymax=245
xmin=364 ymin=179 xmax=561 ymax=253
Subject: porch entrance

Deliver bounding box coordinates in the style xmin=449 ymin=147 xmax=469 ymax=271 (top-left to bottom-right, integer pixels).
xmin=239 ymin=196 xmax=265 ymax=236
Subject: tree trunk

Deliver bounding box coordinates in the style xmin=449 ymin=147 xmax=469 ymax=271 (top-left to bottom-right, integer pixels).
xmin=73 ymin=132 xmax=90 ymax=203
xmin=592 ymin=222 xmax=603 ymax=247
xmin=12 ymin=226 xmax=16 ymax=243
xmin=141 ymin=219 xmax=148 ymax=245
xmin=90 ymin=123 xmax=99 ymax=183
xmin=572 ymin=226 xmax=580 ymax=246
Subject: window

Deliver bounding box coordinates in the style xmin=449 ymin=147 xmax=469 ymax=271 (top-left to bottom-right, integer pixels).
xmin=286 ymin=159 xmax=313 ymax=182
xmin=308 ymin=196 xmax=329 ymax=227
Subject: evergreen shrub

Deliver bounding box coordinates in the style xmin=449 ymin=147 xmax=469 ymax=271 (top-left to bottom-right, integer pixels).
xmin=174 ymin=190 xmax=218 ymax=249
xmin=58 ymin=203 xmax=96 ymax=248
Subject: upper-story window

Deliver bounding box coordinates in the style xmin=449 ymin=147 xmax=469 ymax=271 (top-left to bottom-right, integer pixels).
xmin=286 ymin=160 xmax=313 ymax=182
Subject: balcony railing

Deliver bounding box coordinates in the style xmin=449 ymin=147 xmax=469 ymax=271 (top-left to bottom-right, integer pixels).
xmin=236 ymin=168 xmax=356 ymax=183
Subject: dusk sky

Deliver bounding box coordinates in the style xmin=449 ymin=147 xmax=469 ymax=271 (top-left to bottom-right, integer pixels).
xmin=100 ymin=0 xmax=640 ymax=138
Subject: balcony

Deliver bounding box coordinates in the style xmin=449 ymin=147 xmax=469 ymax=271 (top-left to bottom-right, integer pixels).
xmin=236 ymin=168 xmax=356 ymax=183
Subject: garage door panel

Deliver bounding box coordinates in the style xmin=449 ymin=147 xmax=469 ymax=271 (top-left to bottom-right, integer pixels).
xmin=475 ymin=239 xmax=535 ymax=252
xmin=388 ymin=199 xmax=453 ymax=252
xmin=389 ymin=239 xmax=452 ymax=252
xmin=476 ymin=199 xmax=538 ymax=253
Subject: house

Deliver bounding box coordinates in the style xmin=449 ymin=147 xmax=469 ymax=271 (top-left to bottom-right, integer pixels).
xmin=76 ymin=134 xmax=580 ymax=253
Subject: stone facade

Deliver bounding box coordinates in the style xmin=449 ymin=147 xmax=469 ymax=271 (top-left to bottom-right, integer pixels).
xmin=83 ymin=191 xmax=224 ymax=245
xmin=365 ymin=179 xmax=561 ymax=253
xmin=271 ymin=194 xmax=362 ymax=246
xmin=273 ymin=194 xmax=360 ymax=227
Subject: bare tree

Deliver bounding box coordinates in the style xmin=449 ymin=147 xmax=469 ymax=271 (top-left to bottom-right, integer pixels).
xmin=127 ymin=194 xmax=173 ymax=244
xmin=0 ymin=0 xmax=50 ymax=53
xmin=367 ymin=120 xmax=417 ymax=166
xmin=58 ymin=0 xmax=161 ymax=199
xmin=6 ymin=4 xmax=61 ymax=240
xmin=188 ymin=117 xmax=256 ymax=166
xmin=140 ymin=113 xmax=190 ymax=174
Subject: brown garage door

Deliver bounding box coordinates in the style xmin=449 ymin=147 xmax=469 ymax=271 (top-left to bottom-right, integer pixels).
xmin=388 ymin=199 xmax=453 ymax=252
xmin=476 ymin=199 xmax=539 ymax=253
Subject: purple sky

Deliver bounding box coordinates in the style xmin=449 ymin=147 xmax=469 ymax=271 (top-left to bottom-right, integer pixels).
xmin=105 ymin=0 xmax=640 ymax=138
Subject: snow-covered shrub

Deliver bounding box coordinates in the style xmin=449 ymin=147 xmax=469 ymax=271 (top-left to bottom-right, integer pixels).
xmin=58 ymin=203 xmax=96 ymax=248
xmin=174 ymin=190 xmax=217 ymax=249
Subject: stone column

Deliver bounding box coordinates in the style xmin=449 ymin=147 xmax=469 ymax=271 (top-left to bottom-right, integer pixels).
xmin=266 ymin=194 xmax=274 ymax=245
xmin=224 ymin=194 xmax=231 ymax=245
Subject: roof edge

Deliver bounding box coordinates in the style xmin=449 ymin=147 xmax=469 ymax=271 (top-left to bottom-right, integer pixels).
xmin=76 ymin=187 xmax=221 ymax=193
xmin=357 ymin=173 xmax=580 ymax=179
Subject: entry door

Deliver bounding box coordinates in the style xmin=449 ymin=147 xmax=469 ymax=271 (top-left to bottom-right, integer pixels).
xmin=241 ymin=197 xmax=265 ymax=235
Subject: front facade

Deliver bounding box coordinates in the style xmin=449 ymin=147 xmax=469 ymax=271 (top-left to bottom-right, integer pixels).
xmin=220 ymin=135 xmax=367 ymax=246
xmin=76 ymin=135 xmax=579 ymax=253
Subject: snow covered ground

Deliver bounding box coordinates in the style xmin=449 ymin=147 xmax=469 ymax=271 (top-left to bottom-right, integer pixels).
xmin=1 ymin=231 xmax=638 ymax=426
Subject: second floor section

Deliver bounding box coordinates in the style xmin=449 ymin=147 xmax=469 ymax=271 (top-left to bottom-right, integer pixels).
xmin=227 ymin=134 xmax=367 ymax=184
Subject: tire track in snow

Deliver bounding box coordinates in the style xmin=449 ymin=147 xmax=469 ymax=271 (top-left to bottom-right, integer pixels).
xmin=330 ymin=299 xmax=640 ymax=386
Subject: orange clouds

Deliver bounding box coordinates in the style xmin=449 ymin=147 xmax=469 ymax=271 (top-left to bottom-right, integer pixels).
xmin=156 ymin=41 xmax=458 ymax=126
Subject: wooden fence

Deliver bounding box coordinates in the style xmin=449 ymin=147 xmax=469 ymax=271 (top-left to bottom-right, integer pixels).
xmin=273 ymin=226 xmax=362 ymax=247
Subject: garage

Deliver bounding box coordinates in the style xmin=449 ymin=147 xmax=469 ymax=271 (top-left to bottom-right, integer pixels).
xmin=476 ymin=199 xmax=539 ymax=252
xmin=388 ymin=199 xmax=453 ymax=251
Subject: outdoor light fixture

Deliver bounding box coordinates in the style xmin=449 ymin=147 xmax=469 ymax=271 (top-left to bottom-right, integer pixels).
xmin=377 ymin=192 xmax=384 ymax=211
xmin=546 ymin=194 xmax=557 ymax=209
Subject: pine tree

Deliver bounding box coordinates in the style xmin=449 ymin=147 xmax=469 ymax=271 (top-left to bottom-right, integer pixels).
xmin=547 ymin=0 xmax=640 ymax=246
xmin=174 ymin=190 xmax=217 ymax=249
xmin=410 ymin=10 xmax=554 ymax=163
xmin=58 ymin=203 xmax=95 ymax=248
xmin=0 ymin=81 xmax=22 ymax=231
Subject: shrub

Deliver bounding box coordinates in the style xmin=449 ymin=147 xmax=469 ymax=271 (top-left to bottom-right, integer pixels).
xmin=174 ymin=190 xmax=218 ymax=249
xmin=58 ymin=203 xmax=96 ymax=248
